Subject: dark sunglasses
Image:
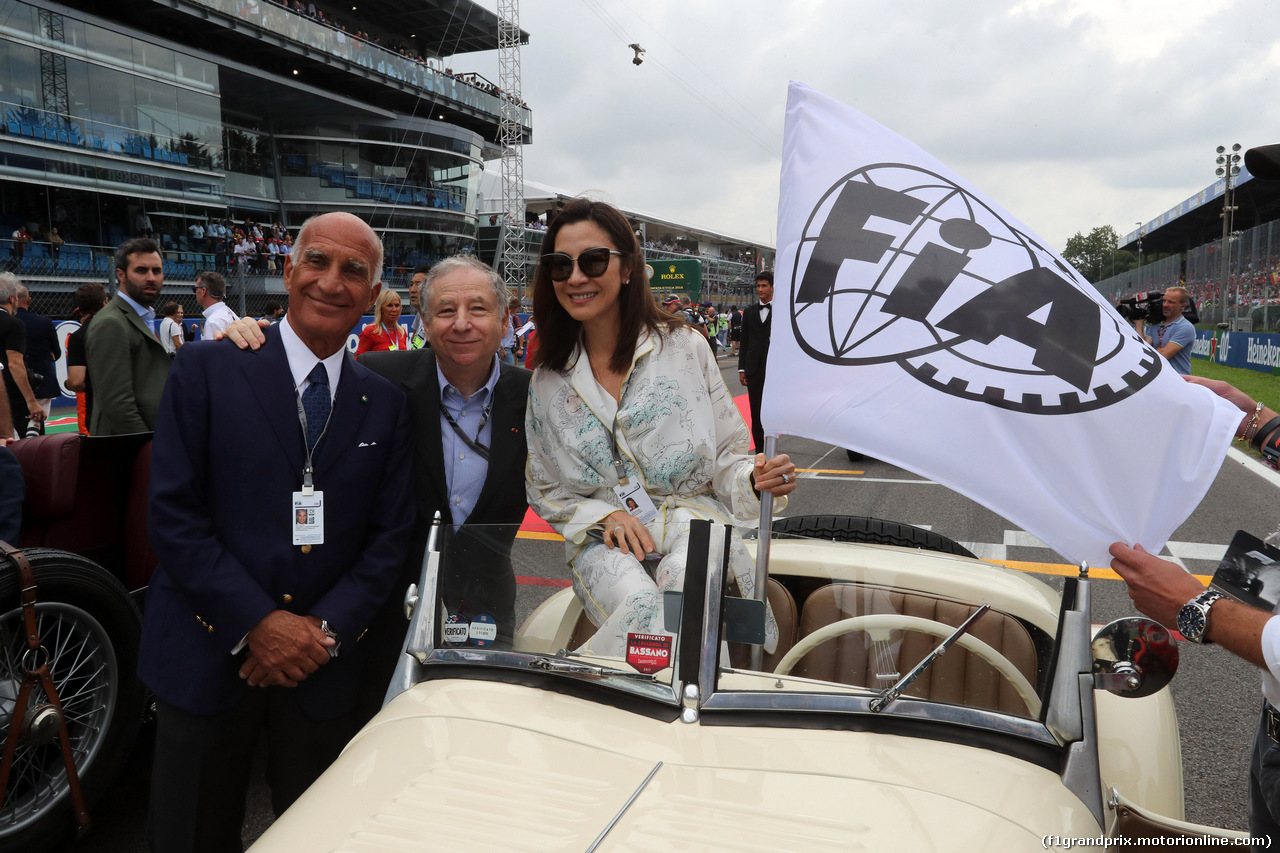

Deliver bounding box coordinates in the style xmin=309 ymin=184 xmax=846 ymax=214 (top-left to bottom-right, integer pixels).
xmin=542 ymin=247 xmax=624 ymax=282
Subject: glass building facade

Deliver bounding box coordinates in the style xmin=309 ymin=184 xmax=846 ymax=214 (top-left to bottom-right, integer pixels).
xmin=0 ymin=0 xmax=514 ymax=288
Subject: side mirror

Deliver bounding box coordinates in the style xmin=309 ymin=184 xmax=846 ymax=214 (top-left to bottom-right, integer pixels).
xmin=1091 ymin=617 xmax=1179 ymax=698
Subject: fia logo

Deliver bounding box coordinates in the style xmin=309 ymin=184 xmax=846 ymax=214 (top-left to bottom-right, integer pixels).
xmin=789 ymin=164 xmax=1161 ymax=414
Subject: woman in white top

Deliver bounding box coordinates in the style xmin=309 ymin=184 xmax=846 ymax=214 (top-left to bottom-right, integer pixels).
xmin=524 ymin=198 xmax=796 ymax=657
xmin=158 ymin=302 xmax=184 ymax=357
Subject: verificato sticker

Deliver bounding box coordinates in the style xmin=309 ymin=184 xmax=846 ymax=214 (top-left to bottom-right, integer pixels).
xmin=626 ymin=632 xmax=672 ymax=674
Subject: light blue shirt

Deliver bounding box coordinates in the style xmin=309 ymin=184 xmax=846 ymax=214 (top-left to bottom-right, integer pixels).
xmin=439 ymin=356 xmax=501 ymax=525
xmin=1147 ymin=316 xmax=1195 ymax=376
xmin=117 ymin=289 xmax=156 ymax=326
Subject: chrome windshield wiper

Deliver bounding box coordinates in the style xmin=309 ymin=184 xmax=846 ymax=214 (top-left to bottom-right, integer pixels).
xmin=528 ymin=653 xmax=657 ymax=681
xmin=869 ymin=605 xmax=990 ymax=713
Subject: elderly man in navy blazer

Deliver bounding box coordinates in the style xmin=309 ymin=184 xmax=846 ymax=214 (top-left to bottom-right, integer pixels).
xmin=140 ymin=212 xmax=414 ymax=853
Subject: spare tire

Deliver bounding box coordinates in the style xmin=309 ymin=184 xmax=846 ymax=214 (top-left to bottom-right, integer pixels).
xmin=771 ymin=515 xmax=976 ymax=559
xmin=0 ymin=548 xmax=144 ymax=853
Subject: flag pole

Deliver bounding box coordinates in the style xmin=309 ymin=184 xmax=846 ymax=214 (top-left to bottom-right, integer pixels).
xmin=749 ymin=433 xmax=778 ymax=671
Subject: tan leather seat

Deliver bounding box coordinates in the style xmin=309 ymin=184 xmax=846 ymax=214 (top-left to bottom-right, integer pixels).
xmin=568 ymin=578 xmax=798 ymax=673
xmin=793 ymin=583 xmax=1038 ymax=715
xmin=728 ymin=578 xmax=797 ymax=672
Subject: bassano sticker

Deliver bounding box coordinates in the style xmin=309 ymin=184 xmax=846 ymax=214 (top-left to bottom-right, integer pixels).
xmin=626 ymin=632 xmax=672 ymax=674
xmin=442 ymin=613 xmax=469 ymax=646
xmin=469 ymin=614 xmax=498 ymax=648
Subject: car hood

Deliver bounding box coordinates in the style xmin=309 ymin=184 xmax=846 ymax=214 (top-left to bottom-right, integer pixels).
xmin=250 ymin=679 xmax=1101 ymax=852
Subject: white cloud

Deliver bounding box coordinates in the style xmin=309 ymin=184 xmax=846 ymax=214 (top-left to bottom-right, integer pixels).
xmin=463 ymin=0 xmax=1279 ymax=251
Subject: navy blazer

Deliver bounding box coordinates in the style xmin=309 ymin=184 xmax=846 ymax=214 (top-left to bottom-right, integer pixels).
xmin=360 ymin=350 xmax=530 ymax=633
xmin=16 ymin=307 xmax=60 ymax=399
xmin=139 ymin=325 xmax=415 ymax=718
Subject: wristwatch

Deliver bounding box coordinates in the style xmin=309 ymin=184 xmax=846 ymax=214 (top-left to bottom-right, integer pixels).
xmin=1176 ymin=590 xmax=1225 ymax=644
xmin=319 ymin=619 xmax=341 ymax=658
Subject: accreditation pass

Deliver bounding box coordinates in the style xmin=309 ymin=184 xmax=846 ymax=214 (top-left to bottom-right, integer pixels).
xmin=292 ymin=491 xmax=325 ymax=546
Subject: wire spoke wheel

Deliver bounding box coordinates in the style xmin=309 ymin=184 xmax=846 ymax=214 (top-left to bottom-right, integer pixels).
xmin=0 ymin=602 xmax=119 ymax=834
xmin=0 ymin=550 xmax=143 ymax=853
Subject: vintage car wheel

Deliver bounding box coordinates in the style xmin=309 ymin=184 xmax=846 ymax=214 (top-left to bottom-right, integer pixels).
xmin=0 ymin=549 xmax=144 ymax=853
xmin=774 ymin=612 xmax=1042 ymax=715
xmin=772 ymin=515 xmax=976 ymax=558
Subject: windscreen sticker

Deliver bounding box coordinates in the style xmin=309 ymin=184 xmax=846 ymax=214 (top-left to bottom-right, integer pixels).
xmin=626 ymin=632 xmax=672 ymax=674
xmin=469 ymin=614 xmax=498 ymax=647
xmin=442 ymin=613 xmax=469 ymax=646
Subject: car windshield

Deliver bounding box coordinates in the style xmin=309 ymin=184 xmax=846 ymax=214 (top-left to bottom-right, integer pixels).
xmin=401 ymin=517 xmax=1070 ymax=738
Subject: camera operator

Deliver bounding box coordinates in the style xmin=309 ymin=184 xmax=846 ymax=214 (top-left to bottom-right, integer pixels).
xmin=1111 ymin=379 xmax=1280 ymax=845
xmin=1137 ymin=286 xmax=1196 ymax=375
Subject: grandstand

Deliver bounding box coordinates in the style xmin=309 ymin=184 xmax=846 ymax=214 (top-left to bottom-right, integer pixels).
xmin=1097 ymin=160 xmax=1280 ymax=331
xmin=474 ymin=176 xmax=775 ymax=306
xmin=0 ymin=0 xmax=529 ymax=317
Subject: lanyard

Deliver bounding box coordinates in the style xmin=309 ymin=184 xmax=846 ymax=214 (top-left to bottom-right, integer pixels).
xmin=602 ymin=371 xmax=636 ymax=485
xmin=608 ymin=410 xmax=629 ymax=484
xmin=294 ymin=377 xmax=334 ymax=495
xmin=441 ymin=396 xmax=492 ymax=461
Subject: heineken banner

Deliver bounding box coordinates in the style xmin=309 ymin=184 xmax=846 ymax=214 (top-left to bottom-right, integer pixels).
xmin=1193 ymin=329 xmax=1280 ymax=374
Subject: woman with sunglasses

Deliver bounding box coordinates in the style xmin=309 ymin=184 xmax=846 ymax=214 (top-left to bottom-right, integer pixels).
xmin=355 ymin=288 xmax=408 ymax=354
xmin=525 ymin=198 xmax=797 ymax=658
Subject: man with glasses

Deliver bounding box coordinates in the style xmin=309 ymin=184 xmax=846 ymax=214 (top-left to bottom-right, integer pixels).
xmin=85 ymin=238 xmax=171 ymax=435
xmin=195 ymin=270 xmax=239 ymax=340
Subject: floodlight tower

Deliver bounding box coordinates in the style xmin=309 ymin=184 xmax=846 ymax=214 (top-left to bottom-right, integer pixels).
xmin=497 ymin=0 xmax=527 ymax=298
xmin=1216 ymin=143 xmax=1241 ymax=323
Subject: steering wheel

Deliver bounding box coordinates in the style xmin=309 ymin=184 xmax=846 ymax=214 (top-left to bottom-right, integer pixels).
xmin=773 ymin=613 xmax=1041 ymax=715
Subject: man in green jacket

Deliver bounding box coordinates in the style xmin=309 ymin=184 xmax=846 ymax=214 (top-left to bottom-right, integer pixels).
xmin=86 ymin=237 xmax=171 ymax=435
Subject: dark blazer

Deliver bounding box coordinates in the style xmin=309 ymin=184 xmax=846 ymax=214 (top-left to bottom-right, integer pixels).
xmin=738 ymin=302 xmax=772 ymax=377
xmin=139 ymin=325 xmax=415 ymax=718
xmin=16 ymin=307 xmax=60 ymax=399
xmin=85 ymin=294 xmax=170 ymax=435
xmin=359 ymin=350 xmax=530 ymax=651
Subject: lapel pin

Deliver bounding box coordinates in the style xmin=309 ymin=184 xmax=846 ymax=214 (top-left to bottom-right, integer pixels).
xmin=361 ymin=395 xmax=368 ymax=403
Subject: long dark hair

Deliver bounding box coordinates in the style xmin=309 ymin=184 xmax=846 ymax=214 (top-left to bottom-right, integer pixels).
xmin=530 ymin=198 xmax=683 ymax=374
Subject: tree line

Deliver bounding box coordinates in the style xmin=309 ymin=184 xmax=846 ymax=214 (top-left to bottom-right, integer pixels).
xmin=1060 ymin=225 xmax=1174 ymax=284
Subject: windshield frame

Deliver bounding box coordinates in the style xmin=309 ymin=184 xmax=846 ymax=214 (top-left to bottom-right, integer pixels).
xmin=389 ymin=516 xmax=1088 ymax=757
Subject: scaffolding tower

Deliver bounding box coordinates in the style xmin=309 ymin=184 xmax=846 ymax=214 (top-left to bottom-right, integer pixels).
xmin=496 ymin=0 xmax=526 ymax=298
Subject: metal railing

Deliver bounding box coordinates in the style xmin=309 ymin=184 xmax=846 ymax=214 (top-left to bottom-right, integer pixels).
xmin=188 ymin=0 xmax=531 ymax=128
xmin=1093 ymin=219 xmax=1280 ymax=331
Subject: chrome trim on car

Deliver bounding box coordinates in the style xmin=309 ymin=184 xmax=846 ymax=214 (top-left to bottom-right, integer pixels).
xmin=697 ymin=524 xmax=729 ymax=705
xmin=384 ymin=513 xmax=443 ymax=706
xmin=586 ymin=761 xmax=663 ymax=853
xmin=699 ymin=690 xmax=1061 ymax=744
xmin=1047 ymin=574 xmax=1106 ymax=827
xmin=421 ymin=648 xmax=684 ymax=705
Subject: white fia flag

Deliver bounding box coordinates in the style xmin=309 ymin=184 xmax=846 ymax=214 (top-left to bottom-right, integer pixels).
xmin=764 ymin=82 xmax=1241 ymax=567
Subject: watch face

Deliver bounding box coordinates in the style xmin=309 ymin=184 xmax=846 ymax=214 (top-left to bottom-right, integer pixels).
xmin=1178 ymin=604 xmax=1207 ymax=641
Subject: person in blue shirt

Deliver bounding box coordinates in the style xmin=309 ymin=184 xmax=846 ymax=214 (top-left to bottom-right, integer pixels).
xmin=1136 ymin=286 xmax=1196 ymax=375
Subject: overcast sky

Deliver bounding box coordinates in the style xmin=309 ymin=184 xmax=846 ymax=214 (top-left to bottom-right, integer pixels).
xmin=463 ymin=0 xmax=1277 ymax=253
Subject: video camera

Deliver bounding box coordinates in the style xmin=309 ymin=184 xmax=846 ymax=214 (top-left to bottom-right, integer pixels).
xmin=1115 ymin=291 xmax=1164 ymax=324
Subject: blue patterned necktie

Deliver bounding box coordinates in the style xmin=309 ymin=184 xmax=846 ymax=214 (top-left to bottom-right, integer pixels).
xmin=301 ymin=362 xmax=331 ymax=453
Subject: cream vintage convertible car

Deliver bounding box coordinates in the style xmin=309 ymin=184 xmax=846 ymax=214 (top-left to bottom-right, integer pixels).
xmin=248 ymin=515 xmax=1247 ymax=851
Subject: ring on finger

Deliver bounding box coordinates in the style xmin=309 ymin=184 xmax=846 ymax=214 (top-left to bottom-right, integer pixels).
xmin=780 ymin=473 xmax=790 ymax=484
